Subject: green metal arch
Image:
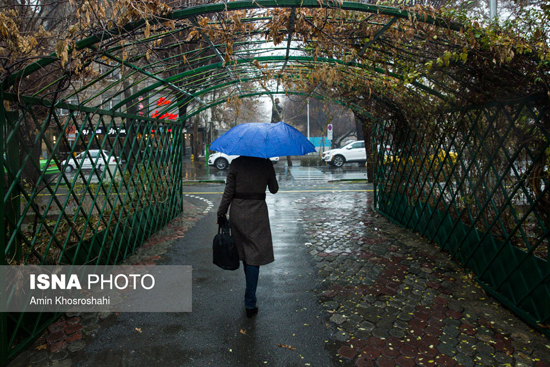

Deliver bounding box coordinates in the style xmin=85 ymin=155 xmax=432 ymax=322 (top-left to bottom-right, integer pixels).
xmin=2 ymin=0 xmax=464 ymax=92
xmin=113 ymin=55 xmax=446 ymax=120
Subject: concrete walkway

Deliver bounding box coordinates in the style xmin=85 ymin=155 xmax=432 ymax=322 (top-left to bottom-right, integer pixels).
xmin=8 ymin=179 xmax=550 ymax=367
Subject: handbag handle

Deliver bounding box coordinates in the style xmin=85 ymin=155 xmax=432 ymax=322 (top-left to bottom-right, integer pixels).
xmin=218 ymin=220 xmax=231 ymax=234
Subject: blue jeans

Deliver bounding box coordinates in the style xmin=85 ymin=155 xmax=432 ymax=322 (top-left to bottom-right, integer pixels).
xmin=244 ymin=264 xmax=259 ymax=309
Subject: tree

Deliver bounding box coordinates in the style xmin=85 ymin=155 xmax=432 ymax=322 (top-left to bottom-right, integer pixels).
xmin=283 ymin=95 xmax=357 ymax=148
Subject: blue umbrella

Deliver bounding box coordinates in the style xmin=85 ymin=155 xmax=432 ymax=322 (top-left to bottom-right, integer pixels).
xmin=210 ymin=121 xmax=316 ymax=158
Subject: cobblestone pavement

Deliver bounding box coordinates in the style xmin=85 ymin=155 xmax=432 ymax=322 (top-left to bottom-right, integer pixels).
xmin=294 ymin=191 xmax=550 ymax=367
xmin=7 ymin=197 xmax=212 ymax=367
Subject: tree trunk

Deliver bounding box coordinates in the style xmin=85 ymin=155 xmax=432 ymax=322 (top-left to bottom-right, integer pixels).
xmin=193 ymin=118 xmax=200 ymax=158
xmin=356 ymin=118 xmax=364 ymax=140
xmin=123 ymin=83 xmax=139 ymax=167
xmin=357 ymin=115 xmax=373 ymax=183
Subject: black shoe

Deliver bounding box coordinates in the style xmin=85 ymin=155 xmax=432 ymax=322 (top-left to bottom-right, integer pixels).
xmin=246 ymin=307 xmax=258 ymax=318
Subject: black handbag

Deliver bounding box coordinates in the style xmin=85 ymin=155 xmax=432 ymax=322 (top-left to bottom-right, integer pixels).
xmin=213 ymin=220 xmax=240 ymax=270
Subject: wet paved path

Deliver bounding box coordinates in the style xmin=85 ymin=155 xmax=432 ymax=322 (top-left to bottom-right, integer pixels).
xmin=9 ymin=172 xmax=550 ymax=367
xmin=70 ymin=183 xmax=341 ymax=367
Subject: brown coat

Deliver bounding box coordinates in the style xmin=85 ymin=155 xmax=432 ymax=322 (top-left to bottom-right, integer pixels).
xmin=217 ymin=156 xmax=279 ymax=266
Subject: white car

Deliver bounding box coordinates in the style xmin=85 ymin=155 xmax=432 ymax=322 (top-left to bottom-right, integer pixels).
xmin=208 ymin=152 xmax=279 ymax=170
xmin=62 ymin=149 xmax=118 ymax=173
xmin=322 ymin=140 xmax=366 ymax=167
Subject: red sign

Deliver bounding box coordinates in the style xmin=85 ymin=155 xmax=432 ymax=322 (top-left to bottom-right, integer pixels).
xmin=151 ymin=98 xmax=177 ymax=120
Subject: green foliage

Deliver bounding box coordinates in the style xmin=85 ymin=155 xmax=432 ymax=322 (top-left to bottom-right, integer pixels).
xmin=299 ymin=156 xmax=323 ymax=167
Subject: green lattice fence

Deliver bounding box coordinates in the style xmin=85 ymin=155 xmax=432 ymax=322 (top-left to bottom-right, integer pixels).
xmin=373 ymin=94 xmax=550 ymax=336
xmin=1 ymin=92 xmax=184 ymax=363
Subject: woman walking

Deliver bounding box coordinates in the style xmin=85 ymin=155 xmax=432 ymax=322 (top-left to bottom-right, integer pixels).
xmin=217 ymin=156 xmax=279 ymax=318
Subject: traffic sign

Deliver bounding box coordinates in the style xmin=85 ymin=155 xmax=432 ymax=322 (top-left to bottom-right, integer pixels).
xmin=327 ymin=124 xmax=333 ymax=140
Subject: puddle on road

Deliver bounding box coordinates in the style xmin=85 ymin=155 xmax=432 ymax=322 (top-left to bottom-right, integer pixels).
xmin=183 ymin=162 xmax=368 ymax=182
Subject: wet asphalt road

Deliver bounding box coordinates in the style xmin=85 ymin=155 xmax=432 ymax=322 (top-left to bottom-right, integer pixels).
xmin=72 ymin=179 xmax=369 ymax=366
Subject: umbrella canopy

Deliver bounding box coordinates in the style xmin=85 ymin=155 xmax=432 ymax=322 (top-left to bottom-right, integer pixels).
xmin=210 ymin=121 xmax=316 ymax=158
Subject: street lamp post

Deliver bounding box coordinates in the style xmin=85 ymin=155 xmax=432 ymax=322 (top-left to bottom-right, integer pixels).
xmin=489 ymin=0 xmax=497 ymax=19
xmin=306 ymin=98 xmax=310 ymax=140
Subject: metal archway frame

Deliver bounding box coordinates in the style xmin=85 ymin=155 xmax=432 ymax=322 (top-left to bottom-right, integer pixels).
xmin=1 ymin=0 xmax=549 ymax=363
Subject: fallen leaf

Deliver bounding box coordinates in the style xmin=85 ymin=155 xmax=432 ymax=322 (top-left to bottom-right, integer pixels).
xmin=278 ymin=344 xmax=296 ymax=350
xmin=35 ymin=344 xmax=47 ymax=351
xmin=135 ymin=328 xmax=142 ymax=333
xmin=240 ymin=329 xmax=247 ymax=335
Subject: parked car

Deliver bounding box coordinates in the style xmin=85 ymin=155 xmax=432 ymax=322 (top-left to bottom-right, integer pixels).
xmin=40 ymin=158 xmax=61 ymax=174
xmin=322 ymin=141 xmax=366 ymax=167
xmin=62 ymin=150 xmax=117 ymax=173
xmin=3 ymin=155 xmax=60 ymax=175
xmin=208 ymin=152 xmax=279 ymax=170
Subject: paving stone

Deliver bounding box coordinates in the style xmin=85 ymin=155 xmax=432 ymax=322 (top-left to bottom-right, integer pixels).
xmin=342 ymin=321 xmax=357 ymax=332
xmin=355 ymin=355 xmax=375 ymax=367
xmin=46 ymin=331 xmax=65 ymax=345
xmin=433 ymin=353 xmax=457 ymax=366
xmin=65 ymin=332 xmax=82 ymax=344
xmin=360 ymin=345 xmax=381 ymax=360
xmin=324 ymin=301 xmax=339 ymax=310
xmin=474 ymin=342 xmax=494 ymax=355
xmin=48 ymin=321 xmax=66 ymax=333
xmin=388 ymin=328 xmax=406 ymax=338
xmin=380 ymin=344 xmax=400 ymax=359
xmin=420 ymin=336 xmax=440 ymax=348
xmin=375 ymin=356 xmax=396 ymax=367
xmin=367 ymin=337 xmax=386 ymax=348
xmin=456 ymin=342 xmax=475 ymax=356
xmin=67 ymin=340 xmax=86 ymax=353
xmin=335 ymin=330 xmax=349 ymax=342
xmin=27 ymin=351 xmax=49 ymax=365
xmin=442 ymin=325 xmax=460 ymax=338
xmin=442 ymin=318 xmax=461 ymax=328
xmin=50 ymin=341 xmax=67 ymax=354
xmin=424 ymin=325 xmax=442 ymax=337
xmin=49 ymin=350 xmax=68 ymax=362
xmin=397 ymin=312 xmax=413 ymax=322
xmin=339 ymin=345 xmax=358 ymax=360
xmin=436 ymin=342 xmax=458 ymax=356
xmin=514 ymin=352 xmax=536 ymax=365
xmin=474 ymin=352 xmax=495 ymax=366
xmin=375 ymin=320 xmax=394 ymax=331
xmin=372 ymin=328 xmax=390 ymax=339
xmin=395 ymin=355 xmax=416 ymax=367
xmin=459 ymin=323 xmax=476 ymax=336
xmin=7 ymin=351 xmax=33 ymax=367
xmin=83 ymin=324 xmax=100 ymax=334
xmin=512 ymin=340 xmax=534 ymax=355
xmin=476 ymin=326 xmax=494 ymax=337
xmin=349 ymin=338 xmax=367 ymax=350
xmin=50 ymin=359 xmax=72 ymax=367
xmin=454 ymin=353 xmax=475 ymax=367
xmin=458 ymin=334 xmax=477 ymax=345
xmin=493 ymin=351 xmax=513 ymax=365
xmin=415 ymin=355 xmax=437 ymax=366
xmin=349 ymin=314 xmax=364 ymax=323
xmin=363 ymin=314 xmax=382 ymax=324
xmin=64 ymin=324 xmax=83 ymax=334
xmin=379 ymin=312 xmax=397 ymax=323
xmin=418 ymin=344 xmax=438 ymax=357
